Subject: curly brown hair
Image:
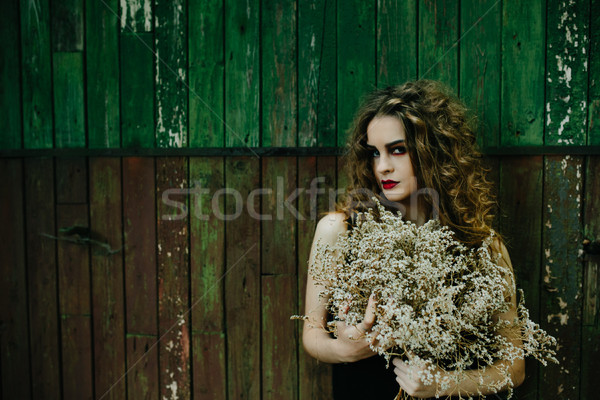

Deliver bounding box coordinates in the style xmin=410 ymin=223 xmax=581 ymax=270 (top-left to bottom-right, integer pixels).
xmin=338 ymin=80 xmax=498 ymax=246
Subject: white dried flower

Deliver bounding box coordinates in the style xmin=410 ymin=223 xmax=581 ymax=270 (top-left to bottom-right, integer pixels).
xmin=306 ymin=199 xmax=558 ymax=399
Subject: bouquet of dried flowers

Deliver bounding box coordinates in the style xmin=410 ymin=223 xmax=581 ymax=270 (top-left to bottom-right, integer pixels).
xmin=301 ymin=199 xmax=557 ymax=399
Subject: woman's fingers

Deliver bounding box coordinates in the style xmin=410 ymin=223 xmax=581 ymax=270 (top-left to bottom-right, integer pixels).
xmin=357 ymin=294 xmax=377 ymax=333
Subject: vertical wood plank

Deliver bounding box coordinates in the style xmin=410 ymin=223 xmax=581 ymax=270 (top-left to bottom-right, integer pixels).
xmin=51 ymin=0 xmax=83 ymax=51
xmin=89 ymin=157 xmax=126 ymax=399
xmin=25 ymin=158 xmax=60 ymax=398
xmin=225 ymin=157 xmax=260 ymax=399
xmin=55 ymin=157 xmax=93 ymax=399
xmin=337 ymin=0 xmax=376 ymax=146
xmin=126 ymin=336 xmax=159 ymax=400
xmin=587 ymin=0 xmax=600 ymax=145
xmin=155 ymin=0 xmax=188 ymax=148
xmin=156 ymin=157 xmax=191 ymax=399
xmin=545 ymin=0 xmax=589 ymax=146
xmin=121 ymin=33 xmax=155 ymax=148
xmin=377 ymin=0 xmax=417 ymax=86
xmin=540 ymin=155 xmax=583 ymax=399
xmin=581 ymin=155 xmax=600 ymax=400
xmin=501 ymin=0 xmax=545 ymax=146
xmin=56 ymin=157 xmax=87 ymax=204
xmin=459 ymin=0 xmax=501 ymax=148
xmin=225 ymin=0 xmax=260 ymax=147
xmin=189 ymin=157 xmax=226 ymax=399
xmin=53 ymin=52 xmax=85 ymax=148
xmin=21 ymin=0 xmax=53 ymax=148
xmin=297 ymin=156 xmax=334 ymax=400
xmin=261 ymin=0 xmax=297 ymax=147
xmin=298 ymin=0 xmax=337 ymax=147
xmin=419 ymin=0 xmax=459 ymax=91
xmin=262 ymin=275 xmax=298 ymax=399
xmin=56 ymin=202 xmax=93 ymax=400
xmin=120 ymin=0 xmax=153 ymax=32
xmin=87 ymin=0 xmax=120 ymax=148
xmin=0 ymin=159 xmax=31 ymax=399
xmin=262 ymin=157 xmax=297 ymax=275
xmin=189 ymin=0 xmax=225 ymax=147
xmin=497 ymin=156 xmax=543 ymax=399
xmin=0 ymin=0 xmax=22 ymax=149
xmin=123 ymin=157 xmax=159 ymax=398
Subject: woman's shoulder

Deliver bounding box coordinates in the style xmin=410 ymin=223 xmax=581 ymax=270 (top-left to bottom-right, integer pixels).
xmin=313 ymin=212 xmax=348 ymax=245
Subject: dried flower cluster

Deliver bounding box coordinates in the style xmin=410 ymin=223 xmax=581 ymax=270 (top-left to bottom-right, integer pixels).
xmin=307 ymin=201 xmax=557 ymax=399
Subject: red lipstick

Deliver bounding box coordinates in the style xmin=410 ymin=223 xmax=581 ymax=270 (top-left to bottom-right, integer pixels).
xmin=381 ymin=180 xmax=398 ymax=190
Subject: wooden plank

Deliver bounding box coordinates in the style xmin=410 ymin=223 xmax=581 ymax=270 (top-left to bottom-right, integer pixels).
xmin=53 ymin=52 xmax=85 ymax=148
xmin=51 ymin=0 xmax=83 ymax=51
xmin=298 ymin=0 xmax=337 ymax=147
xmin=377 ymin=0 xmax=417 ymax=86
xmin=225 ymin=0 xmax=260 ymax=147
xmin=459 ymin=0 xmax=501 ymax=148
xmin=419 ymin=0 xmax=459 ymax=91
xmin=21 ymin=0 xmax=53 ymax=148
xmin=297 ymin=156 xmax=334 ymax=400
xmin=155 ymin=0 xmax=188 ymax=148
xmin=120 ymin=0 xmax=152 ymax=32
xmin=56 ymin=204 xmax=90 ymax=315
xmin=89 ymin=157 xmax=126 ymax=399
xmin=224 ymin=157 xmax=260 ymax=399
xmin=25 ymin=158 xmax=60 ymax=398
xmin=588 ymin=0 xmax=600 ymax=145
xmin=86 ymin=0 xmax=120 ymax=148
xmin=126 ymin=335 xmax=159 ymax=399
xmin=56 ymin=157 xmax=87 ymax=204
xmin=56 ymin=157 xmax=93 ymax=399
xmin=540 ymin=155 xmax=583 ymax=399
xmin=0 ymin=0 xmax=22 ymax=149
xmin=497 ymin=156 xmax=543 ymax=399
xmin=261 ymin=0 xmax=297 ymax=146
xmin=189 ymin=0 xmax=225 ymax=147
xmin=262 ymin=275 xmax=298 ymax=399
xmin=0 ymin=159 xmax=31 ymax=399
xmin=581 ymin=155 xmax=600 ymax=400
xmin=122 ymin=157 xmax=159 ymax=398
xmin=501 ymin=0 xmax=545 ymax=146
xmin=156 ymin=157 xmax=191 ymax=399
xmin=120 ymin=33 xmax=155 ymax=148
xmin=61 ymin=316 xmax=93 ymax=400
xmin=123 ymin=157 xmax=157 ymax=335
xmin=262 ymin=157 xmax=297 ymax=274
xmin=192 ymin=333 xmax=226 ymax=399
xmin=545 ymin=0 xmax=589 ymax=146
xmin=337 ymin=0 xmax=376 ymax=146
xmin=318 ymin=156 xmax=339 ymax=215
xmin=189 ymin=157 xmax=226 ymax=399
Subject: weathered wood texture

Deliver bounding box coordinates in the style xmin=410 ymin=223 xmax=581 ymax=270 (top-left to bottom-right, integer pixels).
xmin=2 ymin=154 xmax=598 ymax=398
xmin=3 ymin=1 xmax=600 ymax=399
xmin=5 ymin=0 xmax=600 ymax=150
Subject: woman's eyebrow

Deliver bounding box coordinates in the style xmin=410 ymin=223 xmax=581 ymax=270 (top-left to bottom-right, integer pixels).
xmin=366 ymin=139 xmax=405 ymax=148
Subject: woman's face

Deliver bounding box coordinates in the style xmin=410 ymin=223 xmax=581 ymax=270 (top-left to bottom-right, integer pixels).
xmin=366 ymin=116 xmax=418 ymax=203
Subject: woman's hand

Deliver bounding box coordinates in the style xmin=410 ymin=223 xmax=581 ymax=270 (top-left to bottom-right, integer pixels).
xmin=392 ymin=357 xmax=446 ymax=399
xmin=333 ymin=294 xmax=380 ymax=363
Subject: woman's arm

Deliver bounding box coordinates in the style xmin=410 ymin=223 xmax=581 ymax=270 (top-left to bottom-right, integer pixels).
xmin=393 ymin=239 xmax=526 ymax=398
xmin=302 ymin=213 xmax=379 ymax=363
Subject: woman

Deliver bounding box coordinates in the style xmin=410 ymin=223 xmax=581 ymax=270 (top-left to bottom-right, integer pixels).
xmin=302 ymin=80 xmax=525 ymax=399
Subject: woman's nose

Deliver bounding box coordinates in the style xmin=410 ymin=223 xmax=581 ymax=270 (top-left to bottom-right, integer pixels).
xmin=376 ymin=154 xmax=394 ymax=174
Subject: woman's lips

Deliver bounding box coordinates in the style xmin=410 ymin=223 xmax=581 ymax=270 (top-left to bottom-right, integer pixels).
xmin=381 ymin=180 xmax=398 ymax=190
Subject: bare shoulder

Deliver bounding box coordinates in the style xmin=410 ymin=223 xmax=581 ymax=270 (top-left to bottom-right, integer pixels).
xmin=490 ymin=237 xmax=512 ymax=269
xmin=313 ymin=212 xmax=348 ymax=246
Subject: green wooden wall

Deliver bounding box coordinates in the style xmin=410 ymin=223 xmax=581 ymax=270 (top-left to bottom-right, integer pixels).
xmin=1 ymin=1 xmax=599 ymax=399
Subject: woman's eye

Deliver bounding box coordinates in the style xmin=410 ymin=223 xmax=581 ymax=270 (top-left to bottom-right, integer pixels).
xmin=391 ymin=147 xmax=406 ymax=155
xmin=371 ymin=149 xmax=380 ymax=157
